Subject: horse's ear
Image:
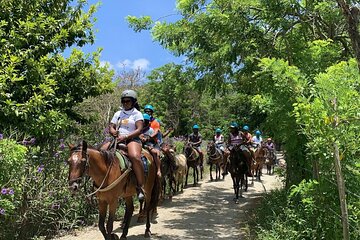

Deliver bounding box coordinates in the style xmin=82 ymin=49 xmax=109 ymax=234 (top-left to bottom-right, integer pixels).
xmin=68 ymin=143 xmax=74 ymax=149
xmin=82 ymin=140 xmax=88 ymax=151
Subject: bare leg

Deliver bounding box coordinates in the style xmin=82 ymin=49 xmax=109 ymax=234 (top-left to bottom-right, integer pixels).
xmin=128 ymin=141 xmax=145 ymax=200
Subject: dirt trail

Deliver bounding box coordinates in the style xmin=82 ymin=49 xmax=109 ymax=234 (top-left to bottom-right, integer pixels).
xmin=54 ymin=154 xmax=284 ymax=240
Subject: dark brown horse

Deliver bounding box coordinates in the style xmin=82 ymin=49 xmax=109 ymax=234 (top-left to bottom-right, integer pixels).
xmin=252 ymin=143 xmax=268 ymax=181
xmin=159 ymin=144 xmax=177 ymax=199
xmin=183 ymin=142 xmax=202 ymax=186
xmin=206 ymin=141 xmax=225 ymax=181
xmin=228 ymin=144 xmax=249 ymax=202
xmin=67 ymin=141 xmax=160 ymax=240
xmin=266 ymin=148 xmax=276 ymax=175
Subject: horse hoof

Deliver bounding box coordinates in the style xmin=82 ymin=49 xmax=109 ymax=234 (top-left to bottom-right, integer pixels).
xmin=144 ymin=230 xmax=151 ymax=238
xmin=120 ymin=236 xmax=127 ymax=240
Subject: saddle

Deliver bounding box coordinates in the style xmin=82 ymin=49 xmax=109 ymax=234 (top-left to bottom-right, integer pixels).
xmin=114 ymin=143 xmax=151 ymax=174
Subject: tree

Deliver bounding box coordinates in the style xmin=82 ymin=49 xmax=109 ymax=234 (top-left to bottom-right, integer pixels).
xmin=0 ymin=0 xmax=114 ymax=143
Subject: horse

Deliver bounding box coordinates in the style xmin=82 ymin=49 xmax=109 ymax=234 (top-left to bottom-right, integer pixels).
xmin=252 ymin=143 xmax=268 ymax=181
xmin=266 ymin=148 xmax=276 ymax=175
xmin=228 ymin=144 xmax=250 ymax=202
xmin=206 ymin=141 xmax=225 ymax=181
xmin=173 ymin=153 xmax=187 ymax=193
xmin=67 ymin=140 xmax=160 ymax=240
xmin=159 ymin=144 xmax=177 ymax=200
xmin=183 ymin=142 xmax=202 ymax=186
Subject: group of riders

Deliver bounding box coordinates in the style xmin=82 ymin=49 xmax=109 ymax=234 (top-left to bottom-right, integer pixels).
xmin=103 ymin=89 xmax=276 ymax=201
xmin=187 ymin=122 xmax=276 ymax=177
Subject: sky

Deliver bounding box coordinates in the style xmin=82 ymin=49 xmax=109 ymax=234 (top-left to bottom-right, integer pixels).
xmin=81 ymin=0 xmax=183 ymax=74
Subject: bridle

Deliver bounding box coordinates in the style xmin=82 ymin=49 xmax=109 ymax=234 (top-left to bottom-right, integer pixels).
xmin=68 ymin=149 xmax=90 ymax=185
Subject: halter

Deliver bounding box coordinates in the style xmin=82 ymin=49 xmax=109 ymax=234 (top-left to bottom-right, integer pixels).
xmin=208 ymin=144 xmax=219 ymax=159
xmin=68 ymin=149 xmax=90 ymax=185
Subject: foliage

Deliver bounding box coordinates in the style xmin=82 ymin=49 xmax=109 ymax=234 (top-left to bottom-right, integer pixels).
xmin=0 ymin=0 xmax=114 ymax=144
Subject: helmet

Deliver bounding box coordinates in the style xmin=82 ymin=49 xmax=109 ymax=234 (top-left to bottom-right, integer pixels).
xmin=255 ymin=130 xmax=261 ymax=135
xmin=193 ymin=124 xmax=199 ymax=129
xmin=121 ymin=89 xmax=137 ymax=100
xmin=144 ymin=104 xmax=154 ymax=112
xmin=143 ymin=113 xmax=151 ymax=121
xmin=243 ymin=125 xmax=250 ymax=131
xmin=215 ymin=128 xmax=222 ymax=133
xmin=230 ymin=122 xmax=239 ymax=128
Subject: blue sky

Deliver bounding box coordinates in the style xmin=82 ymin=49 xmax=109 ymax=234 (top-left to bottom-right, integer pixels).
xmin=82 ymin=0 xmax=182 ymax=73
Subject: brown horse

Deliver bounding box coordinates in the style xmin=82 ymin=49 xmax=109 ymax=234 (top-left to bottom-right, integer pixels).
xmin=228 ymin=144 xmax=249 ymax=202
xmin=206 ymin=141 xmax=225 ymax=181
xmin=159 ymin=144 xmax=177 ymax=199
xmin=161 ymin=143 xmax=187 ymax=194
xmin=252 ymin=143 xmax=268 ymax=181
xmin=183 ymin=142 xmax=202 ymax=186
xmin=67 ymin=141 xmax=160 ymax=240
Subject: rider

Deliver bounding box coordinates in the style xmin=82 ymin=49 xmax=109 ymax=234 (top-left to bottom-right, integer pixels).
xmin=252 ymin=130 xmax=263 ymax=149
xmin=240 ymin=125 xmax=254 ymax=177
xmin=140 ymin=113 xmax=162 ymax=178
xmin=241 ymin=125 xmax=253 ymax=146
xmin=108 ymin=89 xmax=145 ymax=201
xmin=214 ymin=128 xmax=225 ymax=152
xmin=187 ymin=124 xmax=204 ymax=165
xmin=144 ymin=104 xmax=161 ymax=146
xmin=265 ymin=137 xmax=276 ymax=164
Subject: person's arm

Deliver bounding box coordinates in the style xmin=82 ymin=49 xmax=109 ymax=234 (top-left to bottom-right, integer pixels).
xmin=162 ymin=127 xmax=173 ymax=138
xmin=109 ymin=123 xmax=117 ymax=137
xmin=117 ymin=120 xmax=143 ymax=142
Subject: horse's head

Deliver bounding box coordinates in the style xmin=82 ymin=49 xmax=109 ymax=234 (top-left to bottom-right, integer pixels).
xmin=183 ymin=142 xmax=193 ymax=158
xmin=68 ymin=140 xmax=88 ymax=192
xmin=206 ymin=141 xmax=215 ymax=153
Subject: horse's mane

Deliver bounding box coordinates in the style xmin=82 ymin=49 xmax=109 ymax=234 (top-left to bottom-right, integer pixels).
xmin=73 ymin=142 xmax=114 ymax=166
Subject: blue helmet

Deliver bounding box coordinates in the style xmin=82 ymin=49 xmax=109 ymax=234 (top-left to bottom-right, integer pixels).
xmin=230 ymin=122 xmax=239 ymax=128
xmin=144 ymin=104 xmax=154 ymax=112
xmin=143 ymin=113 xmax=151 ymax=121
xmin=255 ymin=130 xmax=261 ymax=135
xmin=243 ymin=125 xmax=250 ymax=131
xmin=193 ymin=124 xmax=199 ymax=129
xmin=215 ymin=128 xmax=222 ymax=133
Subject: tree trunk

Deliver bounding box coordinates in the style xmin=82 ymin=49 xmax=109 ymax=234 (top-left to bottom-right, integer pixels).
xmin=337 ymin=0 xmax=360 ymax=71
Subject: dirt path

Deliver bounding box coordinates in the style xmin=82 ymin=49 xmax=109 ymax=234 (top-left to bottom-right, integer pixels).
xmin=55 ymin=154 xmax=284 ymax=240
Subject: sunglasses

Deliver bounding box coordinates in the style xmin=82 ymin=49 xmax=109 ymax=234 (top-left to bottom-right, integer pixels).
xmin=121 ymin=99 xmax=132 ymax=104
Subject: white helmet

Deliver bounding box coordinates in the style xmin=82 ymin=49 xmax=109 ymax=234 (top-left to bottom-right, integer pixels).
xmin=121 ymin=89 xmax=137 ymax=100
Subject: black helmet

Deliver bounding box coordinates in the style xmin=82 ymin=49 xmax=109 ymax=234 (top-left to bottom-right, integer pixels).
xmin=121 ymin=89 xmax=137 ymax=100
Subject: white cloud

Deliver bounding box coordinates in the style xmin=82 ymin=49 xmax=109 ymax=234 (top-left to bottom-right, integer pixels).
xmin=116 ymin=58 xmax=150 ymax=70
xmin=99 ymin=61 xmax=114 ymax=70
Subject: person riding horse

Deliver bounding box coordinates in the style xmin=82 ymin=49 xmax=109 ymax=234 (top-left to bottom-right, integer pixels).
xmin=227 ymin=124 xmax=253 ymax=177
xmin=265 ymin=137 xmax=277 ymax=164
xmin=140 ymin=113 xmax=162 ymax=178
xmin=105 ymin=89 xmax=145 ymax=201
xmin=187 ymin=124 xmax=204 ymax=165
xmin=251 ymin=130 xmax=263 ymax=149
xmin=214 ymin=128 xmax=225 ymax=152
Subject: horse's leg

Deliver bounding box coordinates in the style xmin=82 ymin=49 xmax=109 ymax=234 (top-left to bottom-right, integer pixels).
xmin=185 ymin=167 xmax=189 ymax=186
xmin=120 ymin=197 xmax=134 ymax=240
xmin=144 ymin=208 xmax=152 ymax=238
xmin=232 ymin=176 xmax=237 ymax=201
xmin=98 ymin=200 xmax=108 ymax=239
xmin=107 ymin=201 xmax=119 ymax=240
xmin=193 ymin=166 xmax=196 ymax=186
xmin=209 ymin=163 xmax=213 ymax=181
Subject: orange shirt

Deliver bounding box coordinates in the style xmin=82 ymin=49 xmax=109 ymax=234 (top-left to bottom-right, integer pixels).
xmin=150 ymin=119 xmax=160 ymax=141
